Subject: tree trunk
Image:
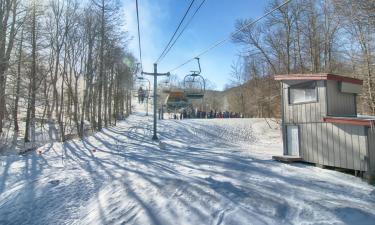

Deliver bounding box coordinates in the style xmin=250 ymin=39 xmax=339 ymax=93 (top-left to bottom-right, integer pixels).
xmin=13 ymin=28 xmax=24 ymax=133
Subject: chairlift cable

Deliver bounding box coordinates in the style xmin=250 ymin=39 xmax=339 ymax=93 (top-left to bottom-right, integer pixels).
xmin=155 ymin=0 xmax=196 ymax=64
xmin=167 ymin=0 xmax=293 ymax=73
xmin=136 ymin=0 xmax=143 ymax=71
xmin=158 ymin=0 xmax=206 ymax=64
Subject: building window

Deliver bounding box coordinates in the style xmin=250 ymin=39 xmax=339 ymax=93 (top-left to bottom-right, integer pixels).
xmin=289 ymin=81 xmax=317 ymax=104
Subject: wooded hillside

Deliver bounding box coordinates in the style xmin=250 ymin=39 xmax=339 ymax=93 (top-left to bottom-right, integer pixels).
xmin=228 ymin=0 xmax=375 ymax=116
xmin=0 ymin=0 xmax=135 ymax=150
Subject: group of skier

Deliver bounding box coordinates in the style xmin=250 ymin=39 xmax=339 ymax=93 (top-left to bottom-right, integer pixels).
xmin=170 ymin=109 xmax=243 ymax=120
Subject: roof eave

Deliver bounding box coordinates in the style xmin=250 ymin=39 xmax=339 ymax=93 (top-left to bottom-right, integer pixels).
xmin=323 ymin=117 xmax=374 ymax=126
xmin=274 ymin=73 xmax=363 ymax=85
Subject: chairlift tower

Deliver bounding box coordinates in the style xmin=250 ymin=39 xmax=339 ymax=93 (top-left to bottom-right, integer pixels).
xmin=142 ymin=63 xmax=170 ymax=140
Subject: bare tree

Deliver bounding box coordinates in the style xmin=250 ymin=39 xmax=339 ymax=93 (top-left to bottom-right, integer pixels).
xmin=0 ymin=0 xmax=19 ymax=133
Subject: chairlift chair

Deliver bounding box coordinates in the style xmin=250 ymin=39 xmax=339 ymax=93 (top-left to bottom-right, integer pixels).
xmin=183 ymin=57 xmax=205 ymax=99
xmin=136 ymin=76 xmax=151 ymax=99
xmin=161 ymin=78 xmax=171 ymax=94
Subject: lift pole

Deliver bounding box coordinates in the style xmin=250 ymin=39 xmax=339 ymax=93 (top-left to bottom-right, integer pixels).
xmin=142 ymin=63 xmax=169 ymax=140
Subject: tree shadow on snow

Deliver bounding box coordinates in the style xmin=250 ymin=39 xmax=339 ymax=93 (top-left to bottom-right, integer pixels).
xmin=1 ymin=116 xmax=375 ymax=225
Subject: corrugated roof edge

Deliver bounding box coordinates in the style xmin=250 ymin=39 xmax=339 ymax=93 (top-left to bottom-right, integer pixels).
xmin=274 ymin=73 xmax=363 ymax=85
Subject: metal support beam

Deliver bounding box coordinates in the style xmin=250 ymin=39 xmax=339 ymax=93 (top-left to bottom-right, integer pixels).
xmin=152 ymin=63 xmax=157 ymax=140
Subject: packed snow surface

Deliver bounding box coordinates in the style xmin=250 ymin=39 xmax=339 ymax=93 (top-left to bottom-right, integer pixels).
xmin=1 ymin=105 xmax=375 ymax=224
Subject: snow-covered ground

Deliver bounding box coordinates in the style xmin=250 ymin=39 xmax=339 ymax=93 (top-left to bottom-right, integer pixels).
xmin=0 ymin=102 xmax=375 ymax=225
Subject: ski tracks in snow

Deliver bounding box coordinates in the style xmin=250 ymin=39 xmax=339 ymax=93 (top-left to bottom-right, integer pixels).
xmin=1 ymin=112 xmax=375 ymax=225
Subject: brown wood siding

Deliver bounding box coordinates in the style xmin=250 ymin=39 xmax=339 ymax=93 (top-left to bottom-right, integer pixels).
xmin=294 ymin=123 xmax=368 ymax=171
xmin=368 ymin=128 xmax=375 ymax=173
xmin=327 ymin=80 xmax=356 ymax=116
xmin=283 ymin=80 xmax=326 ymax=124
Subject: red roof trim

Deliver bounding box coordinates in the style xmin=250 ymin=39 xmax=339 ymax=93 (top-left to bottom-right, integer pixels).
xmin=323 ymin=117 xmax=374 ymax=126
xmin=274 ymin=73 xmax=363 ymax=85
xmin=326 ymin=74 xmax=363 ymax=85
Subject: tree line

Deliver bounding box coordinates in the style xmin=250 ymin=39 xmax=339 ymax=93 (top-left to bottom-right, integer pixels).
xmin=229 ymin=0 xmax=375 ymax=116
xmin=0 ymin=0 xmax=135 ymax=148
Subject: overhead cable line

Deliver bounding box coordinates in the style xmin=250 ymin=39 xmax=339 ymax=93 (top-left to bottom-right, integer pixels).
xmin=136 ymin=0 xmax=143 ymax=71
xmin=167 ymin=0 xmax=293 ymax=73
xmin=158 ymin=0 xmax=206 ymax=64
xmin=155 ymin=0 xmax=196 ymax=64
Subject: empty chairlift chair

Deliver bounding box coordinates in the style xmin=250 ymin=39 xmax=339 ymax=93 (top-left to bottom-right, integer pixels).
xmin=183 ymin=57 xmax=205 ymax=99
xmin=161 ymin=78 xmax=171 ymax=94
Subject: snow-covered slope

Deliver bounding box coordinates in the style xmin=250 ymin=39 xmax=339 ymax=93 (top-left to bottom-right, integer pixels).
xmin=0 ymin=103 xmax=374 ymax=225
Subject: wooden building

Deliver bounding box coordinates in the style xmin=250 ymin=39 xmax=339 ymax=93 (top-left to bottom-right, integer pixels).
xmin=275 ymin=73 xmax=375 ymax=177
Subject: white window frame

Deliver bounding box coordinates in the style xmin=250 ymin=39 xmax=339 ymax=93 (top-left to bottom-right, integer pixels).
xmin=288 ymin=81 xmax=318 ymax=105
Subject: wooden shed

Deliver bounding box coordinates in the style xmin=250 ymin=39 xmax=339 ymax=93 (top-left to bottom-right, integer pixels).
xmin=275 ymin=73 xmax=375 ymax=177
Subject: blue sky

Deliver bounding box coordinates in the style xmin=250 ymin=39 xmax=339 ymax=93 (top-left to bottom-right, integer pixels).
xmin=123 ymin=0 xmax=271 ymax=90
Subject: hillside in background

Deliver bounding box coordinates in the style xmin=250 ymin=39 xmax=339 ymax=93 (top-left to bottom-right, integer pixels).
xmin=201 ymin=76 xmax=281 ymax=118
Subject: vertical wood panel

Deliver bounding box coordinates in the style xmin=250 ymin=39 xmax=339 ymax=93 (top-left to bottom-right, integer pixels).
xmin=333 ymin=124 xmax=341 ymax=167
xmin=338 ymin=125 xmax=347 ymax=168
xmin=359 ymin=127 xmax=367 ymax=171
xmin=322 ymin=123 xmax=328 ymax=165
xmin=368 ymin=128 xmax=375 ymax=172
xmin=322 ymin=81 xmax=327 ymax=118
xmin=304 ymin=124 xmax=309 ymax=161
xmin=305 ymin=104 xmax=312 ymax=122
xmin=288 ymin=89 xmax=292 ymax=123
xmin=306 ymin=123 xmax=312 ymax=162
xmin=317 ymin=123 xmax=323 ymax=164
xmin=293 ymin=104 xmax=298 ymax=123
xmin=318 ymin=81 xmax=326 ymax=120
xmin=310 ymin=123 xmax=314 ymax=163
xmin=327 ymin=80 xmax=356 ymax=116
xmin=345 ymin=125 xmax=354 ymax=170
xmin=310 ymin=103 xmax=316 ymax=124
xmin=327 ymin=123 xmax=335 ymax=166
xmin=352 ymin=126 xmax=361 ymax=171
xmin=302 ymin=104 xmax=306 ymax=123
xmin=284 ymin=86 xmax=289 ymax=123
xmin=300 ymin=124 xmax=305 ymax=159
xmin=312 ymin=123 xmax=318 ymax=163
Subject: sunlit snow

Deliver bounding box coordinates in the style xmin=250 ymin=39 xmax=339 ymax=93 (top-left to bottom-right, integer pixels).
xmin=0 ymin=102 xmax=374 ymax=225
